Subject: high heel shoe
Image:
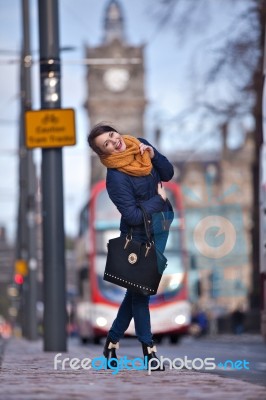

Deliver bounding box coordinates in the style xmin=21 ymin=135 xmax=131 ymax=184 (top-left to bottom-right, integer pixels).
xmin=103 ymin=336 xmax=119 ymax=369
xmin=142 ymin=342 xmax=165 ymax=371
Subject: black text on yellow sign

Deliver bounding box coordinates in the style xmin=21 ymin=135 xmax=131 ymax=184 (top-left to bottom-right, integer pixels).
xmin=25 ymin=108 xmax=76 ymax=149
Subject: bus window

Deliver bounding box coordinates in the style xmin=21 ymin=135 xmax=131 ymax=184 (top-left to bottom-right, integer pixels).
xmin=95 ymin=190 xmax=121 ymax=225
xmin=93 ymin=189 xmax=125 ymax=303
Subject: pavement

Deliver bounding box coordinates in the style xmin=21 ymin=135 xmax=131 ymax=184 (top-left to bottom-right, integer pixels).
xmin=0 ymin=337 xmax=266 ymax=400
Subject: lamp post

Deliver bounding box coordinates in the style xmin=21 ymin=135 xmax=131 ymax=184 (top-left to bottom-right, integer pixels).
xmin=38 ymin=0 xmax=67 ymax=352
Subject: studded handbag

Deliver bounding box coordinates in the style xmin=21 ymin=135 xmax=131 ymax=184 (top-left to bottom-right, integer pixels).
xmin=103 ymin=205 xmax=168 ymax=295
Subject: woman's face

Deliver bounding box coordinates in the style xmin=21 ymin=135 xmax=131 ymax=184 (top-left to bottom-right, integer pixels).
xmin=94 ymin=131 xmax=126 ymax=155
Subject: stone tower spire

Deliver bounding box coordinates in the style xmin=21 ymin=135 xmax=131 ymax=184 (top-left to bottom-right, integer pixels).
xmin=103 ymin=0 xmax=125 ymax=43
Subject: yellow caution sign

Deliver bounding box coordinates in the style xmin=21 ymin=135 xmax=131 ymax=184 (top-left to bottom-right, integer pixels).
xmin=25 ymin=108 xmax=76 ymax=149
xmin=15 ymin=259 xmax=28 ymax=276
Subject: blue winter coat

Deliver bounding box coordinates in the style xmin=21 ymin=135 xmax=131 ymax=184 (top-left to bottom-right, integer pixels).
xmin=106 ymin=138 xmax=174 ymax=237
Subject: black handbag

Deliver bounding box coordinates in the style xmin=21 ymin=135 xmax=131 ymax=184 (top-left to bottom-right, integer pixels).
xmin=103 ymin=206 xmax=168 ymax=295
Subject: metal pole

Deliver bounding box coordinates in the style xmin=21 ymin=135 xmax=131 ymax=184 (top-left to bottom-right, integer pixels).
xmin=21 ymin=0 xmax=38 ymax=341
xmin=260 ymin=19 xmax=266 ymax=341
xmin=38 ymin=0 xmax=67 ymax=351
xmin=17 ymin=75 xmax=28 ymax=335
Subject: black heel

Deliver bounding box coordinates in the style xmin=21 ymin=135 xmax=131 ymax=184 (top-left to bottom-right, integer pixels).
xmin=103 ymin=336 xmax=119 ymax=369
xmin=142 ymin=342 xmax=165 ymax=371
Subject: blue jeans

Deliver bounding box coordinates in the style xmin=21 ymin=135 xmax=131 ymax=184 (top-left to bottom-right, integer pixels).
xmin=108 ymin=289 xmax=152 ymax=345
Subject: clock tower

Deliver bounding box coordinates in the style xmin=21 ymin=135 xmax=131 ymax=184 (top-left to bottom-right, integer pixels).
xmin=85 ymin=0 xmax=147 ymax=184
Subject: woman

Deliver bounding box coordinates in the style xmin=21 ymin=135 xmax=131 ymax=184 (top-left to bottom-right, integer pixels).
xmin=88 ymin=124 xmax=174 ymax=370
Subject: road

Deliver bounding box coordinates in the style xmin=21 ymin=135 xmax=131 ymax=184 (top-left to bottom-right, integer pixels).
xmin=85 ymin=334 xmax=266 ymax=387
xmin=1 ymin=335 xmax=266 ymax=399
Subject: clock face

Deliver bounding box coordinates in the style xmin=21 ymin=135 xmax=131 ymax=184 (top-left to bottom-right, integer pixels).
xmin=103 ymin=68 xmax=130 ymax=92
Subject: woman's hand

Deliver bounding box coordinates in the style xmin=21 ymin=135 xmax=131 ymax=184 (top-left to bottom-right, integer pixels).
xmin=139 ymin=143 xmax=155 ymax=159
xmin=157 ymin=183 xmax=167 ymax=201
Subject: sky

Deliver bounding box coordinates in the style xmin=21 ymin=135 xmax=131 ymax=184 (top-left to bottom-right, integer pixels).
xmin=0 ymin=0 xmax=250 ymax=242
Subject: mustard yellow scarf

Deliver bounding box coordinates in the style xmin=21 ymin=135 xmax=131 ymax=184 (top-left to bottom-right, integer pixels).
xmin=99 ymin=135 xmax=152 ymax=177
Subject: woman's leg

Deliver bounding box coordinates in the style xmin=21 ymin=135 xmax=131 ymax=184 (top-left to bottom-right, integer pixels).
xmin=131 ymin=292 xmax=153 ymax=345
xmin=108 ymin=290 xmax=133 ymax=342
xmin=132 ymin=292 xmax=165 ymax=371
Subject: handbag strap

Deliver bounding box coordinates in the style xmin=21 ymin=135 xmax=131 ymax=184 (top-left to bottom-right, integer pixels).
xmin=127 ymin=204 xmax=152 ymax=243
xmin=138 ymin=204 xmax=152 ymax=243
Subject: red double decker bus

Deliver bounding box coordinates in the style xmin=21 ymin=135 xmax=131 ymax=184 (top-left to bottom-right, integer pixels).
xmin=76 ymin=180 xmax=191 ymax=344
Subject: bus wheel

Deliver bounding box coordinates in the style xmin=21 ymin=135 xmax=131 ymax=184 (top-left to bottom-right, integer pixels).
xmin=93 ymin=336 xmax=101 ymax=345
xmin=153 ymin=334 xmax=163 ymax=344
xmin=81 ymin=337 xmax=89 ymax=345
xmin=169 ymin=334 xmax=180 ymax=344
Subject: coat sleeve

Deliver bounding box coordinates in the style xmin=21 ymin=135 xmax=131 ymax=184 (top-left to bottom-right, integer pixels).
xmin=139 ymin=138 xmax=174 ymax=182
xmin=106 ymin=170 xmax=166 ymax=225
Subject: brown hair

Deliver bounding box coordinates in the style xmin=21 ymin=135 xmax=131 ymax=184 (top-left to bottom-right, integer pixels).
xmin=87 ymin=124 xmax=118 ymax=155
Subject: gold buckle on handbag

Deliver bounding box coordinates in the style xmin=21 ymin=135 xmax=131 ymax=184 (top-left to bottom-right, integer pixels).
xmin=128 ymin=253 xmax=138 ymax=264
xmin=145 ymin=242 xmax=152 ymax=257
xmin=124 ymin=233 xmax=132 ymax=249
